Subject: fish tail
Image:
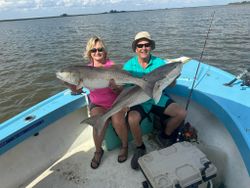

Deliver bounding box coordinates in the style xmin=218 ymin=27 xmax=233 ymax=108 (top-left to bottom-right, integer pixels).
xmin=152 ymin=80 xmax=163 ymax=103
xmin=145 ymin=62 xmax=182 ymax=102
xmin=152 ymin=74 xmax=181 ymax=103
xmin=140 ymin=73 xmax=165 ymax=99
xmin=139 ymin=79 xmax=165 ymax=103
xmin=137 ymin=79 xmax=154 ymax=98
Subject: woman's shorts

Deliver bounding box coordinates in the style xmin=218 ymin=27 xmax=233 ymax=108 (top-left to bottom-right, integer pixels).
xmin=87 ymin=96 xmax=105 ymax=111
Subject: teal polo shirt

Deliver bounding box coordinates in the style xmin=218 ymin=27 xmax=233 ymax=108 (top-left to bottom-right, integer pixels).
xmin=123 ymin=55 xmax=169 ymax=113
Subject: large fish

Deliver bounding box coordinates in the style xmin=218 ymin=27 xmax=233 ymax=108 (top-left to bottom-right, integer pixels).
xmin=56 ymin=63 xmax=178 ymax=101
xmin=82 ymin=62 xmax=183 ymax=134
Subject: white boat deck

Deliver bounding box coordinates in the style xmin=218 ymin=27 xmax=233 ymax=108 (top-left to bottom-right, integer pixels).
xmin=1 ymin=96 xmax=250 ymax=188
xmin=21 ymin=128 xmax=160 ymax=188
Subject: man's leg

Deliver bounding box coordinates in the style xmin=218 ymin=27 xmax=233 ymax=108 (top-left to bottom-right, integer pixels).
xmin=154 ymin=101 xmax=187 ymax=148
xmin=163 ymin=103 xmax=187 ymax=136
xmin=127 ymin=106 xmax=147 ymax=170
xmin=127 ymin=110 xmax=143 ymax=146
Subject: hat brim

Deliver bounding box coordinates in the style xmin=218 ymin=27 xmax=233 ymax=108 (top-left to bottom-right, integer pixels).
xmin=132 ymin=38 xmax=155 ymax=52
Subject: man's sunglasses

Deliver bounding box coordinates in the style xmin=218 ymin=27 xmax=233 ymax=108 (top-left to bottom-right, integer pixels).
xmin=90 ymin=47 xmax=104 ymax=53
xmin=136 ymin=43 xmax=151 ymax=48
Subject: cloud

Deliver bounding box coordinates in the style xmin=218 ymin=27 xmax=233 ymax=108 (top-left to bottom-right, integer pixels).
xmin=0 ymin=0 xmax=35 ymax=10
xmin=0 ymin=0 xmax=231 ymax=20
xmin=0 ymin=0 xmax=224 ymax=11
xmin=0 ymin=0 xmax=164 ymax=10
xmin=0 ymin=0 xmax=126 ymax=10
xmin=0 ymin=0 xmax=13 ymax=9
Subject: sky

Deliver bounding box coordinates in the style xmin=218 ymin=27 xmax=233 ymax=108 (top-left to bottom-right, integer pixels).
xmin=0 ymin=0 xmax=240 ymax=20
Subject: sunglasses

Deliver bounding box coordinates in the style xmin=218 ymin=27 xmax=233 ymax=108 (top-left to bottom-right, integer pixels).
xmin=90 ymin=47 xmax=104 ymax=53
xmin=136 ymin=43 xmax=151 ymax=48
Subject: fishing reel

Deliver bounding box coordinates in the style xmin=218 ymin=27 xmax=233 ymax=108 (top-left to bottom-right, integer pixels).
xmin=224 ymin=69 xmax=249 ymax=87
xmin=176 ymin=122 xmax=198 ymax=143
xmin=241 ymin=74 xmax=250 ymax=87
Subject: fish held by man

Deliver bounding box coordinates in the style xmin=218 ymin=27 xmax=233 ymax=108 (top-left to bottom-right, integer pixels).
xmin=56 ymin=65 xmax=165 ymax=99
xmin=82 ymin=62 xmax=183 ymax=134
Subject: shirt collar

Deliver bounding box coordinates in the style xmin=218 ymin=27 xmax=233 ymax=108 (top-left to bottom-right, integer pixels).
xmin=136 ymin=55 xmax=153 ymax=68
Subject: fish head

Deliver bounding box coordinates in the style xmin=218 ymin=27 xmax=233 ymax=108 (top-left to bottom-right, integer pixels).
xmin=56 ymin=67 xmax=81 ymax=86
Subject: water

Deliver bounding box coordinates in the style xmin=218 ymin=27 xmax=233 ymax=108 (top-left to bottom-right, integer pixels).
xmin=0 ymin=5 xmax=250 ymax=123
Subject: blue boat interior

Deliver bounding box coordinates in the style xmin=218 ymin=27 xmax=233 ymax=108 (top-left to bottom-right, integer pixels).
xmin=0 ymin=88 xmax=89 ymax=155
xmin=168 ymin=60 xmax=250 ymax=174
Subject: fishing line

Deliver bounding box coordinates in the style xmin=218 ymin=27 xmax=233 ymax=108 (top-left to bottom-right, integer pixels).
xmin=185 ymin=11 xmax=215 ymax=110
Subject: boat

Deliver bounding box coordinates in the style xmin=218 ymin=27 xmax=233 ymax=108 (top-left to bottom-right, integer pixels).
xmin=0 ymin=58 xmax=249 ymax=188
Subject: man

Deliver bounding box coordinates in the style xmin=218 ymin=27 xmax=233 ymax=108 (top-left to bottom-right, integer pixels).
xmin=123 ymin=31 xmax=187 ymax=170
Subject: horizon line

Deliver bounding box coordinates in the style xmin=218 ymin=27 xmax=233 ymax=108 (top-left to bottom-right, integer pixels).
xmin=0 ymin=4 xmax=228 ymax=23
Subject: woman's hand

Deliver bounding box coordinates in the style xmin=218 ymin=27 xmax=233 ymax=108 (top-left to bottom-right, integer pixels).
xmin=64 ymin=82 xmax=83 ymax=95
xmin=109 ymin=79 xmax=123 ymax=94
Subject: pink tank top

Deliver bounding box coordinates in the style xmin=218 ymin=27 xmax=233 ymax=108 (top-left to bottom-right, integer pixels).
xmin=88 ymin=60 xmax=118 ymax=109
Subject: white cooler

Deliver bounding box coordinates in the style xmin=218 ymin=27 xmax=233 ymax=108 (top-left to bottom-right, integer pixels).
xmin=138 ymin=142 xmax=217 ymax=188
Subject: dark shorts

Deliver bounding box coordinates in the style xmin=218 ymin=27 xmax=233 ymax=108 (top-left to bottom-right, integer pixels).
xmin=126 ymin=105 xmax=149 ymax=124
xmin=150 ymin=98 xmax=174 ymax=121
xmin=126 ymin=97 xmax=175 ymax=124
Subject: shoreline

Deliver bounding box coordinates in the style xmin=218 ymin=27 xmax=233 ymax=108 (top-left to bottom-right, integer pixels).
xmin=0 ymin=4 xmax=224 ymax=23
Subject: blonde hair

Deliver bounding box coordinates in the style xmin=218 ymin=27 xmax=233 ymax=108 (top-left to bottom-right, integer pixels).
xmin=83 ymin=36 xmax=107 ymax=61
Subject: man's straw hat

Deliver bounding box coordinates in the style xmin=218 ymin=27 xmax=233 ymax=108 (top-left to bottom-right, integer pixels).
xmin=132 ymin=31 xmax=155 ymax=52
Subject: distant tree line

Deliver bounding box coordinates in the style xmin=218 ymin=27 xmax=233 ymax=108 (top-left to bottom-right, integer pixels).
xmin=60 ymin=13 xmax=68 ymax=17
xmin=228 ymin=1 xmax=250 ymax=5
xmin=109 ymin=10 xmax=126 ymax=13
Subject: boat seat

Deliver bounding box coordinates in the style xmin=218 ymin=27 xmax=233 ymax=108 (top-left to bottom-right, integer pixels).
xmin=104 ymin=113 xmax=154 ymax=150
xmin=104 ymin=94 xmax=169 ymax=150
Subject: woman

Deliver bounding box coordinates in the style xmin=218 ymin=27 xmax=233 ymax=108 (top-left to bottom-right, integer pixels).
xmin=83 ymin=36 xmax=128 ymax=169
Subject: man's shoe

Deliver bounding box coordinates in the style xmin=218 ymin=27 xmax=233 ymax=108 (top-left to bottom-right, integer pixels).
xmin=156 ymin=133 xmax=175 ymax=148
xmin=131 ymin=147 xmax=146 ymax=170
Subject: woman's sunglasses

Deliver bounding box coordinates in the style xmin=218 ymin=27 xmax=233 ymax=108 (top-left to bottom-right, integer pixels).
xmin=136 ymin=43 xmax=151 ymax=48
xmin=90 ymin=47 xmax=104 ymax=53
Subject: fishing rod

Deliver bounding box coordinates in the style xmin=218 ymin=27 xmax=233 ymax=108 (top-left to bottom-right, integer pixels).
xmin=185 ymin=11 xmax=216 ymax=110
xmin=176 ymin=12 xmax=216 ymax=143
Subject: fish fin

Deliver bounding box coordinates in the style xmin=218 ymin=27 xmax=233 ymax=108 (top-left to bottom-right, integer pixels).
xmin=112 ymin=86 xmax=136 ymax=105
xmin=108 ymin=64 xmax=124 ymax=70
xmin=137 ymin=80 xmax=154 ymax=98
xmin=142 ymin=62 xmax=181 ymax=99
xmin=142 ymin=63 xmax=180 ymax=84
xmin=152 ymin=63 xmax=182 ymax=102
xmin=166 ymin=56 xmax=191 ymax=64
xmin=140 ymin=68 xmax=166 ymax=98
xmin=152 ymin=80 xmax=163 ymax=103
xmin=142 ymin=64 xmax=168 ymax=82
xmin=152 ymin=78 xmax=175 ymax=103
xmin=81 ymin=115 xmax=106 ymax=135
